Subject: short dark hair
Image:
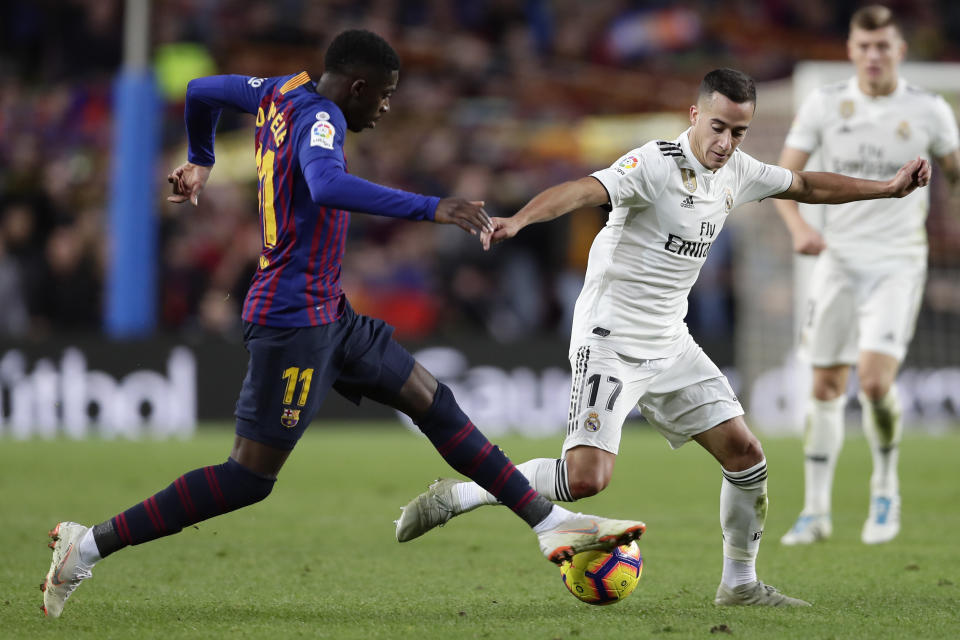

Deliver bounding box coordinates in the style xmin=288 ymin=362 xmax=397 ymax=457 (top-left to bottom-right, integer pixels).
xmin=850 ymin=5 xmax=899 ymax=33
xmin=698 ymin=68 xmax=756 ymax=106
xmin=324 ymin=29 xmax=400 ymax=75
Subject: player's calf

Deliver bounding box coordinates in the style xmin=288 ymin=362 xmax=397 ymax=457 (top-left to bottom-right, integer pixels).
xmin=414 ymin=383 xmax=553 ymax=527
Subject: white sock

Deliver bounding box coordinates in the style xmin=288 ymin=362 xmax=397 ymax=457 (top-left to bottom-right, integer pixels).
xmin=722 ymin=557 xmax=756 ymax=588
xmin=77 ymin=527 xmax=102 ymax=566
xmin=860 ymin=386 xmax=902 ymax=496
xmin=532 ymin=504 xmax=576 ymax=534
xmin=720 ymin=459 xmax=767 ymax=588
xmin=455 ymin=458 xmax=572 ymax=511
xmin=803 ymin=396 xmax=846 ymax=515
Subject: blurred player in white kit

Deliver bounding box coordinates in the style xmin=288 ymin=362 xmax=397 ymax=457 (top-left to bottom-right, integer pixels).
xmin=776 ymin=5 xmax=960 ymax=546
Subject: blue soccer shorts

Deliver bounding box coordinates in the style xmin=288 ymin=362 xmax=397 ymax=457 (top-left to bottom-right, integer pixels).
xmin=234 ymin=300 xmax=415 ymax=450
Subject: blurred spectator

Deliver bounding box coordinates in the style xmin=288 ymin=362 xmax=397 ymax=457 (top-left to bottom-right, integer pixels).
xmin=1 ymin=0 xmax=958 ymax=343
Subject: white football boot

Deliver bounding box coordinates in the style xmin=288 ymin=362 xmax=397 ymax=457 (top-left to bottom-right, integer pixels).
xmin=395 ymin=478 xmax=465 ymax=542
xmin=42 ymin=522 xmax=94 ymax=618
xmin=715 ymin=580 xmax=811 ymax=607
xmin=537 ymin=514 xmax=645 ymax=565
xmin=861 ymin=494 xmax=900 ymax=544
xmin=780 ymin=513 xmax=832 ymax=545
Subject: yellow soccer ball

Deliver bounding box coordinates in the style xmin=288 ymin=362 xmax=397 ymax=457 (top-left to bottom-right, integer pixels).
xmin=559 ymin=541 xmax=643 ymax=605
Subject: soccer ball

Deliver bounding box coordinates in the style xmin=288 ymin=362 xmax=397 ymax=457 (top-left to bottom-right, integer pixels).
xmin=559 ymin=541 xmax=643 ymax=605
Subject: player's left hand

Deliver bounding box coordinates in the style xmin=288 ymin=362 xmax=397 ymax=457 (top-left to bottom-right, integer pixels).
xmin=434 ymin=198 xmax=494 ymax=236
xmin=167 ymin=162 xmax=212 ymax=206
xmin=888 ymin=157 xmax=931 ymax=198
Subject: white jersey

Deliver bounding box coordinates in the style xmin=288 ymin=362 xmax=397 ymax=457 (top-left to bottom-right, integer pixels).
xmin=785 ymin=76 xmax=959 ymax=261
xmin=574 ymin=129 xmax=793 ymax=359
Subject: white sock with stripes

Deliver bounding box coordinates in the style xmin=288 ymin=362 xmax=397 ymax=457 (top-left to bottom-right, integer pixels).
xmin=455 ymin=458 xmax=574 ymax=511
xmin=803 ymin=396 xmax=846 ymax=515
xmin=719 ymin=458 xmax=768 ymax=588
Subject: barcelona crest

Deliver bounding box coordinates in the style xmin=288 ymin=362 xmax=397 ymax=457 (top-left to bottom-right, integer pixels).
xmin=281 ymin=408 xmax=301 ymax=428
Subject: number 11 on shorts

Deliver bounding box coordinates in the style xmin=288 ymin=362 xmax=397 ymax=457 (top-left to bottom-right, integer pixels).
xmin=281 ymin=367 xmax=314 ymax=406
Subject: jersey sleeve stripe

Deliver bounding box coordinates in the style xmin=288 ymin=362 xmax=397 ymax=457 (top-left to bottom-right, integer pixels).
xmin=279 ymin=71 xmax=311 ymax=94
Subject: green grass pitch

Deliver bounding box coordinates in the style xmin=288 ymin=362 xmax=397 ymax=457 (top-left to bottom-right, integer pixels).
xmin=2 ymin=423 xmax=958 ymax=639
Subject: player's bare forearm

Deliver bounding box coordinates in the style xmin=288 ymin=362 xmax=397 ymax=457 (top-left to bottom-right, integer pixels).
xmin=771 ymin=145 xmax=824 ymax=254
xmin=776 ymin=157 xmax=930 ymax=204
xmin=936 ymin=150 xmax=960 ymax=193
xmin=774 ymin=198 xmax=825 ymax=255
xmin=773 ymin=198 xmax=804 ymax=233
xmin=514 ymin=177 xmax=609 ymax=228
xmin=482 ymin=177 xmax=608 ymax=250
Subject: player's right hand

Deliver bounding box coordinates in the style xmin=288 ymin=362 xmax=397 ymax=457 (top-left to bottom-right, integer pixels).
xmin=434 ymin=198 xmax=494 ymax=236
xmin=167 ymin=162 xmax=212 ymax=206
xmin=792 ymin=224 xmax=826 ymax=255
xmin=481 ymin=217 xmax=522 ymax=251
xmin=887 ymin=157 xmax=931 ymax=198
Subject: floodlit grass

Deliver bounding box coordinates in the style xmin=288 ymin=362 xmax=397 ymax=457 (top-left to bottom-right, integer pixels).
xmin=2 ymin=423 xmax=959 ymax=639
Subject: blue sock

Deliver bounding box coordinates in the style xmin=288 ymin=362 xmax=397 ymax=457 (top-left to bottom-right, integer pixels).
xmin=92 ymin=458 xmax=275 ymax=557
xmin=416 ymin=383 xmax=553 ymax=527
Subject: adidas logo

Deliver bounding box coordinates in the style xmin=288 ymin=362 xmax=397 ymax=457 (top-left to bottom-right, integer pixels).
xmin=680 ymin=195 xmax=695 ymax=209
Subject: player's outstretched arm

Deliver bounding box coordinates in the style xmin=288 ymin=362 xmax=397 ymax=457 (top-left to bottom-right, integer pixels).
xmin=167 ymin=162 xmax=212 ymax=206
xmin=481 ymin=177 xmax=609 ymax=250
xmin=775 ymin=157 xmax=931 ymax=205
xmin=772 ymin=147 xmax=825 ymax=255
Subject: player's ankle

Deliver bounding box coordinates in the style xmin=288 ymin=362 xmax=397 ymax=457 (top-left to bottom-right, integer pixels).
xmin=532 ymin=505 xmax=575 ymax=534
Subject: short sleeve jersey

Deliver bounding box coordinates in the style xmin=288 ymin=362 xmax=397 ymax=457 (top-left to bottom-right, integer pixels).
xmin=579 ymin=129 xmax=792 ymax=359
xmin=785 ymin=76 xmax=959 ymax=260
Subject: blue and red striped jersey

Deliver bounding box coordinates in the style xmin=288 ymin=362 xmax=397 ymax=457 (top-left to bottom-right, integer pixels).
xmin=182 ymin=72 xmax=441 ymax=327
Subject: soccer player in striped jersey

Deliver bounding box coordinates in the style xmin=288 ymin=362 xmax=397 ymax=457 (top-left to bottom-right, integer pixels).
xmin=395 ymin=68 xmax=930 ymax=607
xmin=41 ymin=29 xmax=645 ymax=618
xmin=776 ymin=6 xmax=960 ymax=547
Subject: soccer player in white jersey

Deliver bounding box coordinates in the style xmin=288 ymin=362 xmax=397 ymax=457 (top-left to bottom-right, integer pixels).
xmin=395 ymin=68 xmax=930 ymax=606
xmin=776 ymin=6 xmax=960 ymax=547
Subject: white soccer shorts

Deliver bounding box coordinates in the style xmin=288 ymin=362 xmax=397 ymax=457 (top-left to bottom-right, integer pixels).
xmin=562 ymin=333 xmax=744 ymax=455
xmin=801 ymin=252 xmax=926 ymax=366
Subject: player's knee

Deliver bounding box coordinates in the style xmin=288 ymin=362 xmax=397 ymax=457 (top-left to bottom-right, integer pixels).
xmin=812 ymin=379 xmax=845 ymax=401
xmin=858 ymin=378 xmax=890 ymax=402
xmin=726 ymin=436 xmax=765 ymax=472
xmin=224 ymin=457 xmax=276 ymax=507
xmin=566 ymin=467 xmax=611 ymax=499
xmin=397 ymin=363 xmax=440 ymax=420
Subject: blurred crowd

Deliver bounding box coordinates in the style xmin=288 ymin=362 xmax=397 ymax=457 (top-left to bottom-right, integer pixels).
xmin=1 ymin=0 xmax=959 ymax=343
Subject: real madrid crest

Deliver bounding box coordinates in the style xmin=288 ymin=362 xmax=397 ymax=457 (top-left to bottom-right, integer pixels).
xmin=839 ymin=100 xmax=855 ymax=118
xmin=680 ymin=168 xmax=698 ymax=193
xmin=723 ymin=187 xmax=734 ymax=214
xmin=896 ymin=120 xmax=910 ymax=140
xmin=584 ymin=412 xmax=601 ymax=432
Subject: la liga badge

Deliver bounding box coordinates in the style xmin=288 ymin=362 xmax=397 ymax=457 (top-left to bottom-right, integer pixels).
xmin=310 ymin=118 xmax=335 ymax=149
